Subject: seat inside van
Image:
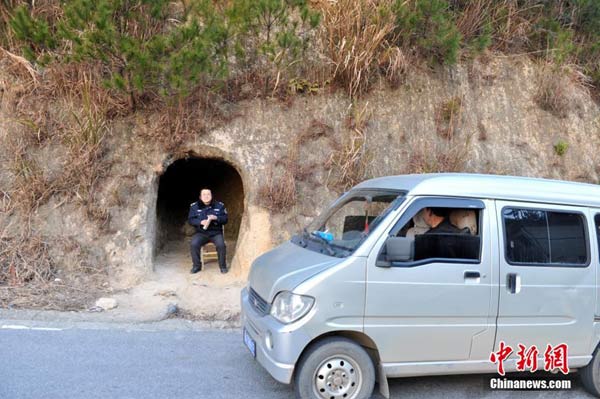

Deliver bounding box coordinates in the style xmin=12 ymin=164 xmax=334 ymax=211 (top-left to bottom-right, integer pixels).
xmin=449 ymin=209 xmax=477 ymax=235
xmin=342 ymin=215 xmax=376 ymax=239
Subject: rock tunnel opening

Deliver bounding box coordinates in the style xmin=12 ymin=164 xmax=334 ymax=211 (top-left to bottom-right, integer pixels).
xmin=154 ymin=157 xmax=244 ymax=266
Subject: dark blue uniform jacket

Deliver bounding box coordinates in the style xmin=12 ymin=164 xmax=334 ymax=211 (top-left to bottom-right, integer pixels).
xmin=188 ymin=200 xmax=228 ymax=235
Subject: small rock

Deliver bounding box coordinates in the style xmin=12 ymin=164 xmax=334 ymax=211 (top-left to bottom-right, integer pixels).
xmin=54 ymin=278 xmax=62 ymax=283
xmin=88 ymin=306 xmax=104 ymax=313
xmin=166 ymin=303 xmax=179 ymax=316
xmin=155 ymin=289 xmax=177 ymax=297
xmin=95 ymin=297 xmax=118 ymax=310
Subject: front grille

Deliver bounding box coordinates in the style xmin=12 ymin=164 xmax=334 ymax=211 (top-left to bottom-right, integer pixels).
xmin=249 ymin=287 xmax=270 ymax=316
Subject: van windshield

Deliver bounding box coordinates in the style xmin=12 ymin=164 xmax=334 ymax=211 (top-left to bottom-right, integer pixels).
xmin=291 ymin=189 xmax=405 ymax=257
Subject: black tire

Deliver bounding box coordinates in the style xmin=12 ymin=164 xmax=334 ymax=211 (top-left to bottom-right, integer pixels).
xmin=294 ymin=337 xmax=376 ymax=399
xmin=581 ymin=345 xmax=600 ymax=397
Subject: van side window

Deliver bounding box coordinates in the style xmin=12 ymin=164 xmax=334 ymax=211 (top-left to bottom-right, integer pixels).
xmin=387 ymin=207 xmax=481 ymax=263
xmin=503 ymin=208 xmax=587 ymax=266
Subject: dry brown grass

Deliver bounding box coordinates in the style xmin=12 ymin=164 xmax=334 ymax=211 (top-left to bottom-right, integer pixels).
xmin=258 ymin=166 xmax=298 ymax=212
xmin=145 ymin=83 xmax=245 ymax=153
xmin=407 ymin=136 xmax=471 ymax=174
xmin=59 ymin=90 xmax=112 ymax=230
xmin=62 ymin=99 xmax=109 ymax=195
xmin=495 ymin=2 xmax=541 ymax=53
xmin=0 ymin=190 xmax=13 ymax=214
xmin=3 ymin=74 xmax=111 ymax=221
xmin=0 ymin=228 xmax=108 ymax=310
xmin=0 ymin=231 xmax=54 ymax=286
xmin=1 ymin=48 xmax=39 ymax=83
xmin=258 ymin=142 xmax=300 ymax=212
xmin=455 ymin=0 xmax=493 ymax=43
xmin=0 ymin=283 xmax=105 ymax=310
xmin=0 ymin=150 xmax=109 ymax=311
xmin=1 ymin=1 xmax=22 ymax=50
xmin=535 ymin=71 xmax=569 ymax=117
xmin=259 ymin=118 xmax=334 ymax=211
xmin=5 ymin=133 xmax=57 ymax=212
xmin=43 ymin=63 xmax=131 ymax=118
xmin=326 ymin=102 xmax=372 ymax=191
xmin=315 ymin=0 xmax=400 ymax=97
xmin=0 ymin=122 xmax=110 ymax=308
xmin=0 ymin=49 xmax=128 ymax=244
xmin=460 ymin=0 xmax=538 ymax=53
xmin=5 ymin=61 xmax=130 ymax=123
xmin=436 ymin=96 xmax=463 ymax=140
xmin=534 ymin=63 xmax=588 ymax=118
xmin=313 ymin=0 xmax=540 ymax=95
xmin=152 ymin=103 xmax=209 ymax=153
xmin=379 ymin=46 xmax=411 ymax=88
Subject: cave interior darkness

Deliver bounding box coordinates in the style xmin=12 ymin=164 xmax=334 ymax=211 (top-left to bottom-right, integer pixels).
xmin=155 ymin=157 xmax=244 ymax=260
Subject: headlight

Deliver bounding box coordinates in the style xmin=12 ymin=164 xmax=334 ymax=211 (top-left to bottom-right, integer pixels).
xmin=270 ymin=291 xmax=315 ymax=324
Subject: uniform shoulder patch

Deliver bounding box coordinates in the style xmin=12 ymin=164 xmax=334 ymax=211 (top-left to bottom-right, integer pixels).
xmin=190 ymin=201 xmax=197 ymax=207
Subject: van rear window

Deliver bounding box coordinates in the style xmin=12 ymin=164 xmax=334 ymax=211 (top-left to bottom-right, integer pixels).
xmin=503 ymin=208 xmax=588 ymax=266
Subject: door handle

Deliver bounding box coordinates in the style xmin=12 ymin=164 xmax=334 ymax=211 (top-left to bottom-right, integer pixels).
xmin=464 ymin=271 xmax=480 ymax=279
xmin=506 ymin=273 xmax=521 ymax=294
xmin=463 ymin=270 xmax=481 ymax=284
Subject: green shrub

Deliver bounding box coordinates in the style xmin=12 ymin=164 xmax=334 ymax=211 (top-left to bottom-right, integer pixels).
xmin=231 ymin=0 xmax=321 ymax=92
xmin=554 ymin=140 xmax=569 ymax=157
xmin=573 ymin=0 xmax=600 ymax=34
xmin=394 ymin=0 xmax=462 ymax=65
xmin=530 ymin=18 xmax=576 ymax=65
xmin=441 ymin=96 xmax=462 ymax=122
xmin=468 ymin=22 xmax=492 ymax=55
xmin=6 ymin=0 xmax=600 ymax=98
xmin=9 ymin=5 xmax=58 ymax=62
xmin=8 ymin=0 xmax=321 ymax=103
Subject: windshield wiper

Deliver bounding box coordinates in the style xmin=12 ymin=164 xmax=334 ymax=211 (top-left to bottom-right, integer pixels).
xmin=303 ymin=228 xmax=336 ymax=256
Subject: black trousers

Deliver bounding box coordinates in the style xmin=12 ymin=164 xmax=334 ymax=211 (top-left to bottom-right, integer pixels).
xmin=190 ymin=232 xmax=227 ymax=270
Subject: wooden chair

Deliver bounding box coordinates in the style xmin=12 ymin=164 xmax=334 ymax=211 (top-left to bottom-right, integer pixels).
xmin=201 ymin=227 xmax=224 ymax=266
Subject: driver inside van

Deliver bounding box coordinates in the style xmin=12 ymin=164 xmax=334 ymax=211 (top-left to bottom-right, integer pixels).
xmin=422 ymin=207 xmax=468 ymax=234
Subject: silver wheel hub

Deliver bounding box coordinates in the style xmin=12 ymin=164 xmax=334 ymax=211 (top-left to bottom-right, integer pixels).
xmin=314 ymin=356 xmax=360 ymax=399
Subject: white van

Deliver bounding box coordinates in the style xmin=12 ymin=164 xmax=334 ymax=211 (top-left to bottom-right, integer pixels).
xmin=241 ymin=173 xmax=600 ymax=398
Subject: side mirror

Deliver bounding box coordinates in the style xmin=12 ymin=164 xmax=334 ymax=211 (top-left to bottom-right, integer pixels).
xmin=385 ymin=236 xmax=414 ymax=262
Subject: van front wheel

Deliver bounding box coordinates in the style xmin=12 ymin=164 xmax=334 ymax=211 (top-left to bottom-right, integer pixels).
xmin=581 ymin=345 xmax=600 ymax=397
xmin=294 ymin=337 xmax=375 ymax=399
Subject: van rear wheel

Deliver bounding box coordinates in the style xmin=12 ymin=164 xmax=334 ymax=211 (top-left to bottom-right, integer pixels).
xmin=294 ymin=337 xmax=375 ymax=399
xmin=581 ymin=345 xmax=600 ymax=397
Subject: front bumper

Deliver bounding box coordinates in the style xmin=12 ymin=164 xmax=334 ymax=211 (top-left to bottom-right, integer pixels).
xmin=240 ymin=287 xmax=312 ymax=384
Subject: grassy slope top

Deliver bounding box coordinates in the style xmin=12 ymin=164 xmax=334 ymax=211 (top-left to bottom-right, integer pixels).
xmin=1 ymin=0 xmax=599 ymax=104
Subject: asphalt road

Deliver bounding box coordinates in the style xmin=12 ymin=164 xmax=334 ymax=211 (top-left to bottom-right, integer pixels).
xmin=0 ymin=319 xmax=592 ymax=399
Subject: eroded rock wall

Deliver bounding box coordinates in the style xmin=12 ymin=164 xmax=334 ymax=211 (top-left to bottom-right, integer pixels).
xmin=1 ymin=56 xmax=599 ymax=293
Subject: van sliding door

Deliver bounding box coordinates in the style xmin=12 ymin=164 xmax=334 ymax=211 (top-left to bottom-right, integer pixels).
xmin=494 ymin=201 xmax=595 ymax=370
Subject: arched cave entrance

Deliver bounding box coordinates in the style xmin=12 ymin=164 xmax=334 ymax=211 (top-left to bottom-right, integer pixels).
xmin=154 ymin=157 xmax=244 ymax=267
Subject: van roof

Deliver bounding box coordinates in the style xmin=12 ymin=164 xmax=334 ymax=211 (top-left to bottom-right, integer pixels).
xmin=354 ymin=173 xmax=600 ymax=208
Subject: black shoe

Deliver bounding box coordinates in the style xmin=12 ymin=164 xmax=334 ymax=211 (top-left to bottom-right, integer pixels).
xmin=190 ymin=265 xmax=202 ymax=274
xmin=220 ymin=268 xmax=228 ymax=274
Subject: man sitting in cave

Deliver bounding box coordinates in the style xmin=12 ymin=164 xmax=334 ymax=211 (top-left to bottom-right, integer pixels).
xmin=188 ymin=188 xmax=228 ymax=274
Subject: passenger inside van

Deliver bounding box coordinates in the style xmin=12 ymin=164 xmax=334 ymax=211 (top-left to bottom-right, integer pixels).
xmin=422 ymin=207 xmax=470 ymax=235
xmin=394 ymin=207 xmax=480 ymax=262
